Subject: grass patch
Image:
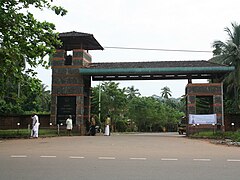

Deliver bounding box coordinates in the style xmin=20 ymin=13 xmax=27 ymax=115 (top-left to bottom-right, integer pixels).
xmin=191 ymin=130 xmax=240 ymax=142
xmin=0 ymin=129 xmax=30 ymax=138
xmin=0 ymin=128 xmax=80 ymax=138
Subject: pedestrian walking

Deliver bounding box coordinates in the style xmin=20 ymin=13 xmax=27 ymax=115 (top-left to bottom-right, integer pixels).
xmin=31 ymin=114 xmax=40 ymax=138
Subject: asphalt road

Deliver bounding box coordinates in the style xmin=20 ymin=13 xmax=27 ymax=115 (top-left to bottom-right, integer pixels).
xmin=0 ymin=133 xmax=240 ymax=180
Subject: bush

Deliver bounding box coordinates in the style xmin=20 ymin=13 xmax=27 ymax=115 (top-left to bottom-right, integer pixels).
xmin=191 ymin=130 xmax=240 ymax=142
xmin=116 ymin=120 xmax=128 ymax=132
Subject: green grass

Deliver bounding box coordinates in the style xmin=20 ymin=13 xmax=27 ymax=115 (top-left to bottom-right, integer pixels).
xmin=191 ymin=130 xmax=240 ymax=142
xmin=0 ymin=128 xmax=80 ymax=138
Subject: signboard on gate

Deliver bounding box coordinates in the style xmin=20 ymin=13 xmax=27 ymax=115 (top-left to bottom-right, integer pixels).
xmin=189 ymin=114 xmax=217 ymax=125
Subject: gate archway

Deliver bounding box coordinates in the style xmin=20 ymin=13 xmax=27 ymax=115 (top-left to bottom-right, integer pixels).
xmin=50 ymin=31 xmax=234 ymax=135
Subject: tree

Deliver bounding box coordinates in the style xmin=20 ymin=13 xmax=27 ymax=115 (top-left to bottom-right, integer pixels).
xmin=91 ymin=82 xmax=128 ymax=131
xmin=0 ymin=0 xmax=67 ymax=97
xmin=125 ymin=86 xmax=141 ymax=100
xmin=0 ymin=74 xmax=49 ymax=114
xmin=161 ymin=86 xmax=172 ymax=99
xmin=128 ymin=96 xmax=183 ymax=132
xmin=211 ymin=22 xmax=240 ymax=112
xmin=91 ymin=83 xmax=184 ymax=132
xmin=39 ymin=84 xmax=51 ymax=112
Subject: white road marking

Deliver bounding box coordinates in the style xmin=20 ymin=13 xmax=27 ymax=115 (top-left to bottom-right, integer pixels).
xmin=8 ymin=155 xmax=240 ymax=163
xmin=161 ymin=158 xmax=178 ymax=161
xmin=193 ymin=159 xmax=211 ymax=161
xmin=40 ymin=156 xmax=56 ymax=158
xmin=130 ymin=157 xmax=147 ymax=160
xmin=11 ymin=155 xmax=27 ymax=158
xmin=227 ymin=159 xmax=240 ymax=162
xmin=98 ymin=157 xmax=116 ymax=160
xmin=69 ymin=156 xmax=85 ymax=159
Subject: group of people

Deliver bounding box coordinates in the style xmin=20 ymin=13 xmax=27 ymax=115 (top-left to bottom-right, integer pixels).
xmin=87 ymin=114 xmax=111 ymax=136
xmin=30 ymin=114 xmax=111 ymax=138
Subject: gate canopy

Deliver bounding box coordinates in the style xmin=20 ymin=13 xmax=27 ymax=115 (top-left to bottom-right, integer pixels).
xmin=79 ymin=60 xmax=234 ymax=81
xmin=58 ymin=31 xmax=104 ymax=51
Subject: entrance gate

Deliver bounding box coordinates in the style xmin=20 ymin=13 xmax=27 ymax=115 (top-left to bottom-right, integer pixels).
xmin=50 ymin=31 xmax=234 ymax=135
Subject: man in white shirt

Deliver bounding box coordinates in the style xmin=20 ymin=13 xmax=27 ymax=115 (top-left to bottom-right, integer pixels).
xmin=66 ymin=115 xmax=73 ymax=136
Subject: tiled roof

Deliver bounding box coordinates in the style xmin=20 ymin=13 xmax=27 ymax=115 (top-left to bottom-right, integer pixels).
xmin=80 ymin=60 xmax=234 ymax=81
xmin=88 ymin=60 xmax=228 ymax=69
xmin=58 ymin=31 xmax=104 ymax=50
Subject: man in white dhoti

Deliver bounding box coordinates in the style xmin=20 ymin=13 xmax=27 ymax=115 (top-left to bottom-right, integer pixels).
xmin=66 ymin=115 xmax=73 ymax=136
xmin=31 ymin=114 xmax=39 ymax=138
xmin=104 ymin=115 xmax=111 ymax=136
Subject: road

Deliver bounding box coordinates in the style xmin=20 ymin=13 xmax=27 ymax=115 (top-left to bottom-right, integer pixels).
xmin=0 ymin=133 xmax=240 ymax=180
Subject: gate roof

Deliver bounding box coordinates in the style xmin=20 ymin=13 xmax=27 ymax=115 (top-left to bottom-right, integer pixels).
xmin=80 ymin=60 xmax=234 ymax=81
xmin=58 ymin=31 xmax=104 ymax=51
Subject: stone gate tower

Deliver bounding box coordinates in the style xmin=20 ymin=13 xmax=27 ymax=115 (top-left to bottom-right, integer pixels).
xmin=50 ymin=31 xmax=103 ymax=135
xmin=186 ymin=83 xmax=224 ymax=133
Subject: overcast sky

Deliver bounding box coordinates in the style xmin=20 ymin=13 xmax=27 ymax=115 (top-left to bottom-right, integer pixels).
xmin=34 ymin=0 xmax=240 ymax=98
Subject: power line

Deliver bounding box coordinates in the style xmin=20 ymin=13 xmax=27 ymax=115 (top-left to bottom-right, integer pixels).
xmin=104 ymin=46 xmax=212 ymax=53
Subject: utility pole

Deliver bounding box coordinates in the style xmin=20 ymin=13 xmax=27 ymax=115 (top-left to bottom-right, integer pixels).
xmin=98 ymin=82 xmax=101 ymax=123
xmin=17 ymin=82 xmax=20 ymax=98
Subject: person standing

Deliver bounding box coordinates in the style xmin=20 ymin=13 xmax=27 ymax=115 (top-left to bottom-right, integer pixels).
xmin=90 ymin=115 xmax=96 ymax=136
xmin=104 ymin=115 xmax=111 ymax=136
xmin=66 ymin=115 xmax=73 ymax=136
xmin=31 ymin=114 xmax=39 ymax=138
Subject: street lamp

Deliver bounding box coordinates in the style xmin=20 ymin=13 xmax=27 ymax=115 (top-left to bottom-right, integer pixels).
xmin=231 ymin=122 xmax=235 ymax=132
xmin=212 ymin=123 xmax=215 ymax=134
xmin=17 ymin=122 xmax=20 ymax=133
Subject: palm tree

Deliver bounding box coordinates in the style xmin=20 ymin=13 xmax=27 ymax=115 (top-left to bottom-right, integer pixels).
xmin=211 ymin=22 xmax=240 ymax=110
xmin=161 ymin=86 xmax=172 ymax=99
xmin=125 ymin=86 xmax=141 ymax=99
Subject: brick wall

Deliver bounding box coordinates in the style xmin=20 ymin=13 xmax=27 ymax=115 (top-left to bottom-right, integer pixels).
xmin=0 ymin=115 xmax=50 ymax=129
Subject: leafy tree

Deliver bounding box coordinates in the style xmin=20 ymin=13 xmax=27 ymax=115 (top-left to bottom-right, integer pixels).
xmin=19 ymin=75 xmax=43 ymax=112
xmin=0 ymin=74 xmax=50 ymax=114
xmin=91 ymin=83 xmax=184 ymax=132
xmin=0 ymin=0 xmax=67 ymax=98
xmin=128 ymin=96 xmax=183 ymax=132
xmin=161 ymin=86 xmax=172 ymax=99
xmin=211 ymin=22 xmax=240 ymax=112
xmin=38 ymin=84 xmax=51 ymax=112
xmin=91 ymin=84 xmax=101 ymax=117
xmin=91 ymin=82 xmax=128 ymax=130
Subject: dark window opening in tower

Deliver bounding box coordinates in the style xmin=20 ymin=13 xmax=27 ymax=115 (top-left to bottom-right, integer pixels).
xmin=64 ymin=50 xmax=73 ymax=65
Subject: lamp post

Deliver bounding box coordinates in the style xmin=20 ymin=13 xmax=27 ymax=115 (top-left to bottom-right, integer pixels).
xmin=17 ymin=122 xmax=20 ymax=134
xmin=212 ymin=123 xmax=215 ymax=135
xmin=192 ymin=124 xmax=196 ymax=134
xmin=196 ymin=124 xmax=200 ymax=135
xmin=231 ymin=122 xmax=235 ymax=133
xmin=98 ymin=82 xmax=101 ymax=126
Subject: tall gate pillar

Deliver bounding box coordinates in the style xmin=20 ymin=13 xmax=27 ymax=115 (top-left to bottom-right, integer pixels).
xmin=51 ymin=49 xmax=92 ymax=135
xmin=186 ymin=83 xmax=224 ymax=134
xmin=50 ymin=31 xmax=103 ymax=135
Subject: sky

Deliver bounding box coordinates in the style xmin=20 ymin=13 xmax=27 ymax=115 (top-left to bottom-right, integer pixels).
xmin=33 ymin=0 xmax=240 ymax=98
